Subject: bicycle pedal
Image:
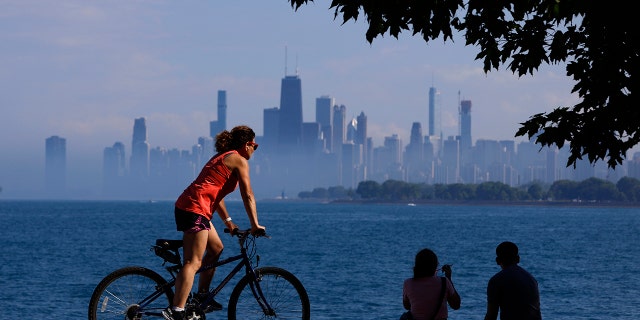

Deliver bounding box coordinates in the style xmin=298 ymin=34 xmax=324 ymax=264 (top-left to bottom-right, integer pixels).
xmin=201 ymin=303 xmax=223 ymax=313
xmin=184 ymin=308 xmax=206 ymax=320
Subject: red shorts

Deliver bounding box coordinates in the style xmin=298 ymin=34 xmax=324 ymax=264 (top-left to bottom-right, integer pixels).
xmin=174 ymin=207 xmax=211 ymax=233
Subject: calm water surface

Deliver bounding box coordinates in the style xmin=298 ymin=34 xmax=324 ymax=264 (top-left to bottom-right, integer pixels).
xmin=1 ymin=200 xmax=639 ymax=319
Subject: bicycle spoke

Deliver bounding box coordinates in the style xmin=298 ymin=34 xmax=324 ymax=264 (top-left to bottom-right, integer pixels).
xmin=89 ymin=267 xmax=173 ymax=320
xmin=228 ymin=267 xmax=310 ymax=320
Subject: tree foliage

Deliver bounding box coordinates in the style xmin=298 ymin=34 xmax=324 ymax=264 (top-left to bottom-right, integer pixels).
xmin=527 ymin=182 xmax=545 ymax=200
xmin=308 ymin=177 xmax=640 ymax=202
xmin=547 ymin=179 xmax=578 ymax=200
xmin=289 ymin=0 xmax=638 ymax=168
xmin=356 ymin=180 xmax=382 ymax=199
xmin=616 ymin=177 xmax=640 ymax=202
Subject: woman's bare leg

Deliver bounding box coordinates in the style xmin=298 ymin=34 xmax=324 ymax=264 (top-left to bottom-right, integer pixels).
xmin=172 ymin=229 xmax=209 ymax=308
xmin=197 ymin=222 xmax=224 ymax=293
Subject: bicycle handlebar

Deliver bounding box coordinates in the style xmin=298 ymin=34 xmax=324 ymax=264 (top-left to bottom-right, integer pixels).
xmin=224 ymin=228 xmax=270 ymax=238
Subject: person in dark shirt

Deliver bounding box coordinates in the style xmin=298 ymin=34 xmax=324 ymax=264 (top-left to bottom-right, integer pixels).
xmin=484 ymin=241 xmax=542 ymax=320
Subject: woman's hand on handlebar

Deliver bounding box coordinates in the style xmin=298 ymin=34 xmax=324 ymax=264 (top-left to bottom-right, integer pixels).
xmin=251 ymin=224 xmax=266 ymax=237
xmin=223 ymin=225 xmax=267 ymax=237
xmin=225 ymin=221 xmax=239 ymax=234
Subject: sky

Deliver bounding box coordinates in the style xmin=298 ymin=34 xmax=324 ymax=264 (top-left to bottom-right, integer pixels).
xmin=0 ymin=0 xmax=586 ymax=198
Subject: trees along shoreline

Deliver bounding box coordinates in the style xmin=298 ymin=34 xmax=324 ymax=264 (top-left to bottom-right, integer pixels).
xmin=297 ymin=177 xmax=640 ymax=204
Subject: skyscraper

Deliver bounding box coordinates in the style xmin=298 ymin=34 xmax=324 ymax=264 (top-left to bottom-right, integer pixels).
xmin=45 ymin=135 xmax=66 ymax=196
xmin=373 ymin=134 xmax=403 ymax=180
xmin=301 ymin=122 xmax=323 ymax=155
xmin=315 ymin=95 xmax=333 ymax=129
xmin=409 ymin=122 xmax=424 ymax=147
xmin=355 ymin=111 xmax=367 ymax=146
xmin=210 ymin=90 xmax=227 ymax=138
xmin=356 ymin=111 xmax=368 ymax=171
xmin=346 ymin=117 xmax=358 ymax=143
xmin=341 ymin=142 xmax=360 ymax=188
xmin=278 ymin=75 xmax=303 ymax=151
xmin=428 ymin=86 xmax=441 ymax=137
xmin=441 ymin=136 xmax=460 ymax=184
xmin=130 ymin=117 xmax=149 ymax=178
xmin=459 ymin=99 xmax=473 ymax=167
xmin=103 ymin=141 xmax=126 ymax=195
xmin=263 ymin=107 xmax=280 ymax=149
xmin=384 ymin=134 xmax=403 ymax=166
xmin=197 ymin=136 xmax=215 ymax=166
xmin=332 ymin=104 xmax=346 ymax=154
xmin=405 ymin=122 xmax=425 ymax=182
xmin=460 ymin=99 xmax=472 ymax=151
xmin=316 ymin=95 xmax=334 ymax=151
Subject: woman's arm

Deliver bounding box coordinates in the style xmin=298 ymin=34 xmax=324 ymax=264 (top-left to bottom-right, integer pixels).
xmin=215 ymin=199 xmax=237 ymax=231
xmin=225 ymin=153 xmax=264 ymax=233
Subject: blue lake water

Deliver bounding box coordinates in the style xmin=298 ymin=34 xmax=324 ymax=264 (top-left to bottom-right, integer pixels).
xmin=1 ymin=200 xmax=639 ymax=319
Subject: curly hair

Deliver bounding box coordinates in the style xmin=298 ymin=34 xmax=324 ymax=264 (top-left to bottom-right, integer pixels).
xmin=413 ymin=248 xmax=439 ymax=278
xmin=214 ymin=125 xmax=256 ymax=152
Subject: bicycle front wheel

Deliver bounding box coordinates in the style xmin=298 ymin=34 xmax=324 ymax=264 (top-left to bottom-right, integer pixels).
xmin=88 ymin=266 xmax=174 ymax=320
xmin=228 ymin=266 xmax=310 ymax=320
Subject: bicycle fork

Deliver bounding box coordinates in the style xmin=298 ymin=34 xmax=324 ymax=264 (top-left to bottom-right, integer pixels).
xmin=247 ymin=270 xmax=277 ymax=317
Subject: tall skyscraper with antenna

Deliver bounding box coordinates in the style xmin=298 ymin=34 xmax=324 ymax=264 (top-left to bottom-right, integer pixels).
xmin=460 ymin=99 xmax=472 ymax=151
xmin=459 ymin=96 xmax=473 ymax=170
xmin=428 ymin=86 xmax=441 ymax=137
xmin=278 ymin=48 xmax=303 ymax=151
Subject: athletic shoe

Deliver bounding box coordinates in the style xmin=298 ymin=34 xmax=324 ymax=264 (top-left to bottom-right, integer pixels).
xmin=162 ymin=307 xmax=185 ymax=320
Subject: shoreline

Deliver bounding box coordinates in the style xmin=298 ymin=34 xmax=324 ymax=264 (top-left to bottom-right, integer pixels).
xmin=2 ymin=198 xmax=640 ymax=208
xmin=326 ymin=199 xmax=640 ymax=208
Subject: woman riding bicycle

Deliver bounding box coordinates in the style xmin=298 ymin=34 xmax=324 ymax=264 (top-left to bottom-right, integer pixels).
xmin=163 ymin=125 xmax=266 ymax=320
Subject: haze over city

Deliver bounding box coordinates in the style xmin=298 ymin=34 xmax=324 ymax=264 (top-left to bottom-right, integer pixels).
xmin=1 ymin=1 xmax=611 ymax=199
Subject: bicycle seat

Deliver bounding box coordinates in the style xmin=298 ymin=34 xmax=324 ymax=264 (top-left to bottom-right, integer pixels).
xmin=155 ymin=239 xmax=183 ymax=250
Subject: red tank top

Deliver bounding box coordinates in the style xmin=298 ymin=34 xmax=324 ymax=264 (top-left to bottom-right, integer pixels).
xmin=175 ymin=150 xmax=239 ymax=219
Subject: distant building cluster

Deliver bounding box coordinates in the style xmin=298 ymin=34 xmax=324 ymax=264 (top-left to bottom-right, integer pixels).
xmin=44 ymin=74 xmax=640 ymax=200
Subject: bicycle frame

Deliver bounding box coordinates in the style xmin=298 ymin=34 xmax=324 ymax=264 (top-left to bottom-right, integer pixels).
xmin=143 ymin=231 xmax=275 ymax=317
xmin=196 ymin=247 xmax=275 ymax=316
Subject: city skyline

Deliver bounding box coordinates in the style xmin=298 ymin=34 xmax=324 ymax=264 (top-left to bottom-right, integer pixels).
xmin=2 ymin=1 xmax=627 ymax=198
xmin=29 ymin=84 xmax=640 ymax=201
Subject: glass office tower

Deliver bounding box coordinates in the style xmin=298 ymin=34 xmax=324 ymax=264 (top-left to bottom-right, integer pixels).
xmin=210 ymin=90 xmax=227 ymax=138
xmin=278 ymin=75 xmax=303 ymax=151
xmin=130 ymin=117 xmax=149 ymax=178
xmin=316 ymin=95 xmax=334 ymax=152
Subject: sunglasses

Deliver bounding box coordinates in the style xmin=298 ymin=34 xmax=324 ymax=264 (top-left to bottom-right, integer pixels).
xmin=248 ymin=142 xmax=259 ymax=150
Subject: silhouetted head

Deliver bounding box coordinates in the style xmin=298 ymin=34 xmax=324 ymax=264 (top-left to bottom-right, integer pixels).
xmin=496 ymin=241 xmax=520 ymax=266
xmin=413 ymin=248 xmax=438 ymax=278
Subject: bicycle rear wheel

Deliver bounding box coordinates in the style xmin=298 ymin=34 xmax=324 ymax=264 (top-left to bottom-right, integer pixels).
xmin=228 ymin=266 xmax=310 ymax=320
xmin=88 ymin=266 xmax=174 ymax=320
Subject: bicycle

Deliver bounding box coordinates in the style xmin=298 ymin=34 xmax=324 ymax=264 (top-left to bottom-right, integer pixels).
xmin=88 ymin=228 xmax=310 ymax=320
